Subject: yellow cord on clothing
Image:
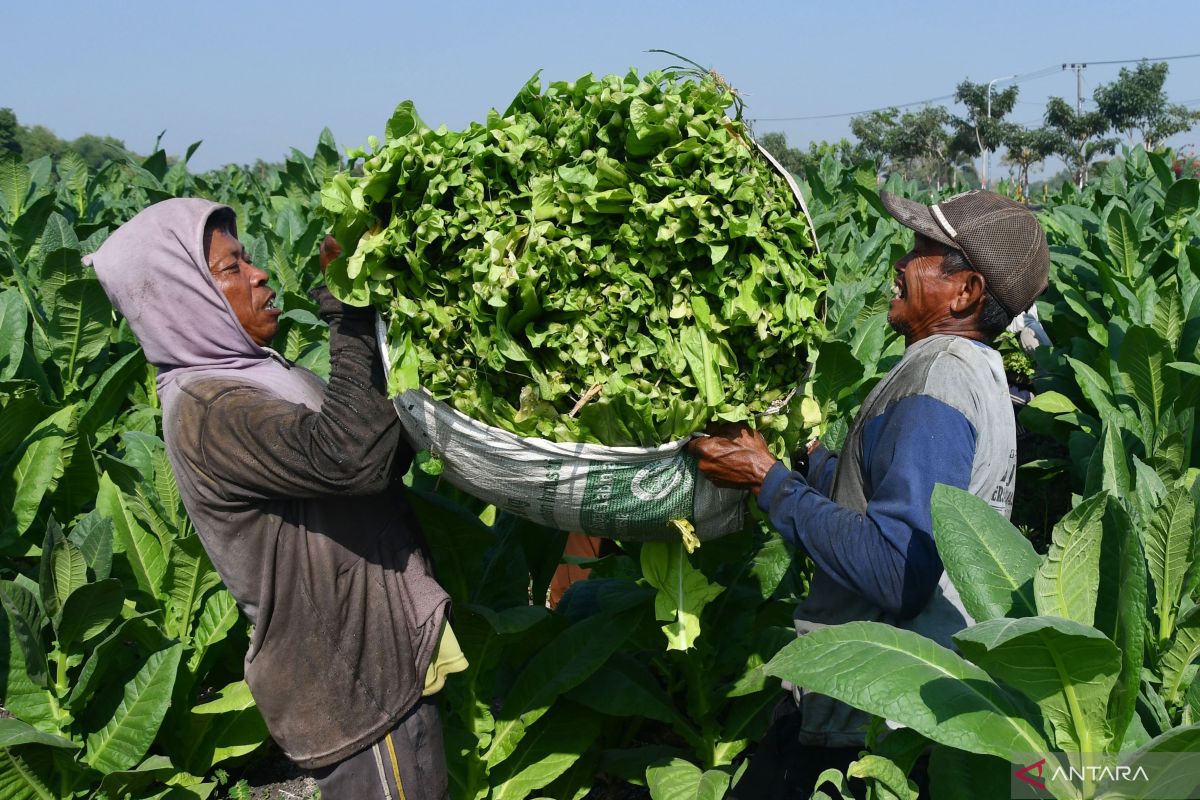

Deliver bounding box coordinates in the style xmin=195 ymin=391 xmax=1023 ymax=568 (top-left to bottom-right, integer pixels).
xmin=384 ymin=733 xmax=407 ymax=800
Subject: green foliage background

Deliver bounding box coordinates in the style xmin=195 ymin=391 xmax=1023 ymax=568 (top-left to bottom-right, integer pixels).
xmin=0 ymin=71 xmax=1199 ymax=800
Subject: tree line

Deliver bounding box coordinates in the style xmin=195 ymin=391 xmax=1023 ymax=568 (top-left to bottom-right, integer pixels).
xmin=0 ymin=107 xmax=136 ymax=170
xmin=757 ymin=60 xmax=1199 ymax=196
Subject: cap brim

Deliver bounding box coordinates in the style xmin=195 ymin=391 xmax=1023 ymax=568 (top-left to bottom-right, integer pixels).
xmin=880 ymin=192 xmax=957 ymax=250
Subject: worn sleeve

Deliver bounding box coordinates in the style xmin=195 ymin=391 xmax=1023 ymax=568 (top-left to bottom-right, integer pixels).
xmin=195 ymin=288 xmax=411 ymax=500
xmin=757 ymin=395 xmax=976 ymax=618
xmin=805 ymin=443 xmax=838 ymax=497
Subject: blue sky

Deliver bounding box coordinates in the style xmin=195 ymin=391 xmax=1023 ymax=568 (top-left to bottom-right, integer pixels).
xmin=7 ymin=1 xmax=1200 ymax=180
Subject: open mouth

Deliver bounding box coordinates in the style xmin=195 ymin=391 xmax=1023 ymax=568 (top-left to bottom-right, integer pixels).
xmin=892 ymin=278 xmax=904 ymax=300
xmin=264 ymin=294 xmax=280 ymax=314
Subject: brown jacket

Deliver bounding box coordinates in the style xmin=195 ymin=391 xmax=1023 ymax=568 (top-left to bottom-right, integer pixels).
xmin=163 ymin=290 xmax=449 ymax=768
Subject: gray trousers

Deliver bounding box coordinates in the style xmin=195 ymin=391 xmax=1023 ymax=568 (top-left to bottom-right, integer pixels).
xmin=311 ymin=697 xmax=448 ymax=800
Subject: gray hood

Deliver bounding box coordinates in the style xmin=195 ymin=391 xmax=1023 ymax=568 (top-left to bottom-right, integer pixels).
xmin=87 ymin=197 xmax=322 ymax=414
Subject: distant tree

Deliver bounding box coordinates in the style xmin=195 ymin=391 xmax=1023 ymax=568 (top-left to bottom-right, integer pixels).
xmin=1093 ymin=60 xmax=1200 ymax=149
xmin=0 ymin=108 xmax=21 ymax=158
xmin=1001 ymin=126 xmax=1059 ymax=198
xmin=849 ymin=108 xmax=901 ymax=169
xmin=1044 ymin=97 xmax=1116 ymax=189
xmin=952 ymin=79 xmax=1020 ymax=187
xmin=16 ymin=124 xmax=66 ymax=162
xmin=756 ymin=131 xmax=808 ymax=176
xmin=70 ymin=134 xmax=129 ymax=170
xmin=795 ymin=138 xmax=861 ymax=174
xmin=850 ymin=105 xmax=968 ymax=189
xmin=891 ymin=105 xmax=956 ymax=189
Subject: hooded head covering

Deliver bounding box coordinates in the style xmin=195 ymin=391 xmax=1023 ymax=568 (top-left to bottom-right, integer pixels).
xmin=86 ymin=197 xmax=324 ymax=416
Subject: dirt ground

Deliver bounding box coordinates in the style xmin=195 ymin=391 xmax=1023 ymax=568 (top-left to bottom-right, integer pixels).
xmin=224 ymin=748 xmax=317 ymax=800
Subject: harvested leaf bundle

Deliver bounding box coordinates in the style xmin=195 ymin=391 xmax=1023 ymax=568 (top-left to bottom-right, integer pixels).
xmin=322 ymin=69 xmax=824 ymax=449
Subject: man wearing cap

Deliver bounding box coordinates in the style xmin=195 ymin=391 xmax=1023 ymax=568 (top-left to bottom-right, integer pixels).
xmin=689 ymin=190 xmax=1050 ymax=798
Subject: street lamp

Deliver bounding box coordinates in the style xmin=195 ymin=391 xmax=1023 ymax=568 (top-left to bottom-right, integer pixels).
xmin=984 ymin=74 xmax=1015 ymax=189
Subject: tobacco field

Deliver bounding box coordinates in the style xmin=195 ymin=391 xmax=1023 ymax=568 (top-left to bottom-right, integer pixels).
xmin=2 ymin=77 xmax=1200 ymax=800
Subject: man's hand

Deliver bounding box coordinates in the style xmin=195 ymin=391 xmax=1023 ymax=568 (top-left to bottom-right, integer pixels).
xmin=319 ymin=235 xmax=342 ymax=274
xmin=685 ymin=423 xmax=779 ymax=495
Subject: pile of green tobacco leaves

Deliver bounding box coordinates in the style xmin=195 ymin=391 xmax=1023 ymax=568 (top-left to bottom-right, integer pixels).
xmin=321 ymin=69 xmax=825 ymax=449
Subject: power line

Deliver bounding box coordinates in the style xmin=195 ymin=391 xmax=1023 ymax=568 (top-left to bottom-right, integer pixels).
xmin=1069 ymin=52 xmax=1200 ymax=67
xmin=749 ymin=53 xmax=1200 ymax=124
xmin=751 ymin=94 xmax=957 ymax=122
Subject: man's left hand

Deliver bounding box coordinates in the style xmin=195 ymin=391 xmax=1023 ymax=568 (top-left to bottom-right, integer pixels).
xmin=319 ymin=235 xmax=342 ymax=274
xmin=685 ymin=423 xmax=779 ymax=495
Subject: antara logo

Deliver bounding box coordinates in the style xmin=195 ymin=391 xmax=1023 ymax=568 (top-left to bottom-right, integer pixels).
xmin=1015 ymin=758 xmax=1047 ymax=791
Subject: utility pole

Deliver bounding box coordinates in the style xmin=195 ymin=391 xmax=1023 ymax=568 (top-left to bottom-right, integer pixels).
xmin=1063 ymin=63 xmax=1087 ymax=113
xmin=984 ymin=74 xmax=1016 ymax=190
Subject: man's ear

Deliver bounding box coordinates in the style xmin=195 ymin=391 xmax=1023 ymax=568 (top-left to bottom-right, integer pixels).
xmin=951 ymin=271 xmax=987 ymax=315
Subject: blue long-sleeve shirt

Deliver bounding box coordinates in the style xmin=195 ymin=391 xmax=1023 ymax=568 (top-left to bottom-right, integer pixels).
xmin=759 ymin=390 xmax=978 ymax=617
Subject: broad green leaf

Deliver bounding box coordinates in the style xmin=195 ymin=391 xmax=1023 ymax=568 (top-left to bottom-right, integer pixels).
xmin=4 ymin=404 xmax=78 ymax=534
xmin=190 ymin=680 xmax=255 ymax=714
xmin=645 ymin=758 xmax=731 ymax=800
xmin=0 ymin=289 xmax=27 ymax=380
xmin=1165 ymin=179 xmax=1200 ymax=222
xmin=1027 ymin=390 xmax=1077 ymax=415
xmin=1083 ymin=423 xmax=1130 ymax=500
xmin=1153 ymin=278 xmax=1186 ymax=351
xmin=490 ymin=702 xmax=603 ymax=800
xmin=0 ymin=393 xmax=51 ymax=458
xmin=95 ymin=755 xmax=179 ymax=800
xmin=1105 ymin=205 xmax=1140 ymax=278
xmin=68 ymin=511 xmax=114 ymax=581
xmin=1094 ymin=499 xmax=1147 ymax=753
xmin=954 ymin=616 xmax=1120 ymax=754
xmin=0 ymin=718 xmax=79 ymax=749
xmin=1189 ymin=680 xmax=1200 ymax=727
xmin=1034 ymin=492 xmax=1108 ymax=626
xmin=1117 ymin=326 xmax=1170 ymax=431
xmin=0 ymin=612 xmax=56 ymax=727
xmin=1145 ymin=485 xmax=1196 ymax=645
xmin=96 ymin=473 xmax=166 ymax=603
xmin=467 ymin=603 xmax=550 ymax=636
xmin=65 ymin=614 xmax=154 ymax=712
xmin=1065 ymin=356 xmax=1121 ymax=427
xmin=83 ymin=642 xmax=183 ymax=774
xmin=187 ymin=589 xmax=240 ymax=673
xmin=56 ymin=579 xmax=123 ymax=650
xmin=567 ymin=653 xmax=682 ymax=724
xmin=46 ymin=277 xmax=111 ymax=391
xmin=1102 ymin=723 xmax=1200 ymax=799
xmin=764 ymin=621 xmax=1050 ymax=759
xmin=640 ymin=541 xmax=723 ymax=651
xmin=0 ymin=747 xmax=56 ymax=800
xmin=163 ymin=535 xmax=220 ymax=641
xmin=847 ymin=754 xmax=918 ymax=800
xmin=78 ymin=349 xmax=147 ymax=438
xmin=931 ymin=484 xmax=1039 ymax=621
xmin=189 ymin=704 xmax=269 ymax=772
xmin=486 ymin=605 xmax=641 ymax=767
xmin=1131 ymin=455 xmax=1167 ymax=527
xmin=0 ymin=154 xmax=31 ymax=223
xmin=0 ymin=580 xmax=47 ymax=689
xmin=1161 ymin=604 xmax=1200 ymax=708
xmin=38 ymin=521 xmax=85 ymax=626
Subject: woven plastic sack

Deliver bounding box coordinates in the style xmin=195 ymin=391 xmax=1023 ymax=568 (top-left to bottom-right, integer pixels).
xmin=383 ymin=373 xmax=746 ymax=541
